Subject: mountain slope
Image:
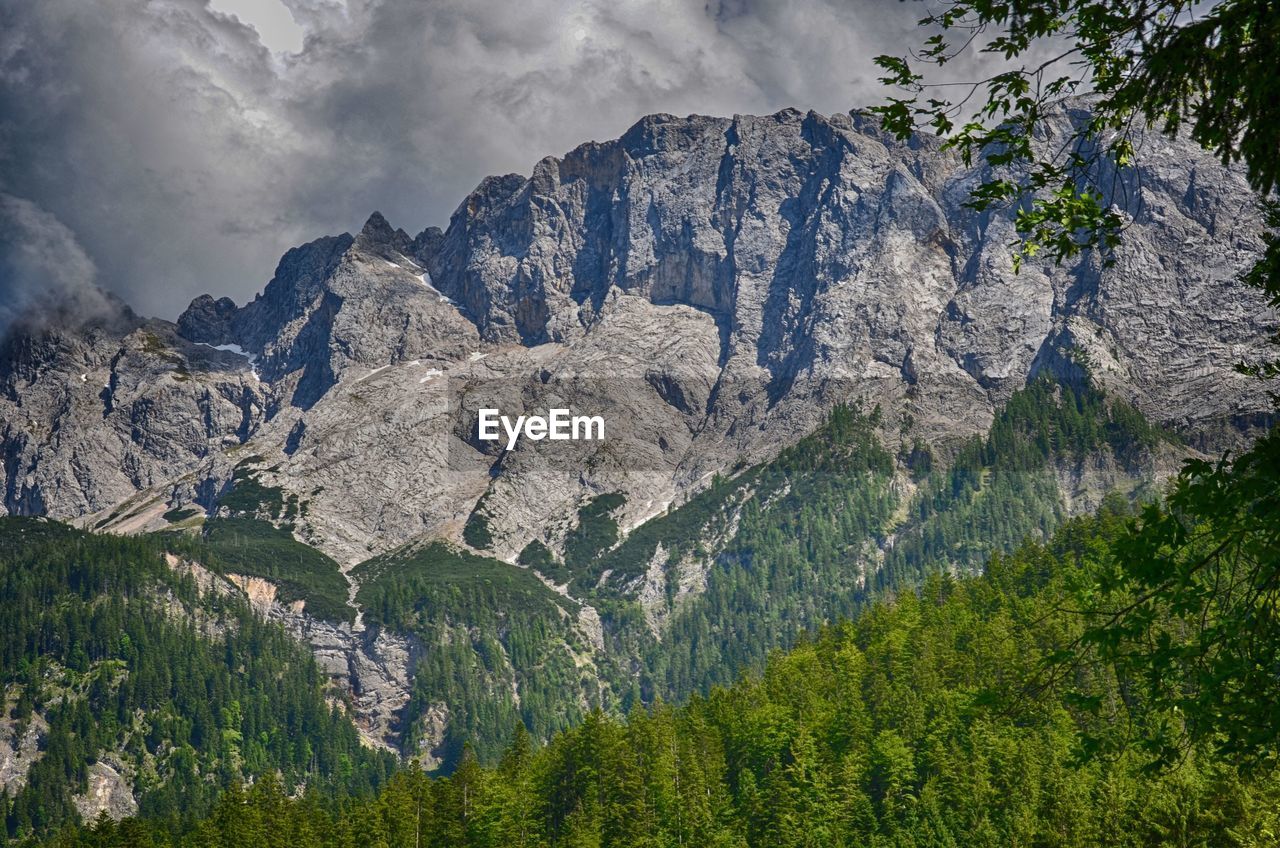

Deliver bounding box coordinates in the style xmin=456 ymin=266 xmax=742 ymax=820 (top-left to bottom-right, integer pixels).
xmin=165 ymin=375 xmax=1181 ymax=767
xmin=41 ymin=503 xmax=1280 ymax=848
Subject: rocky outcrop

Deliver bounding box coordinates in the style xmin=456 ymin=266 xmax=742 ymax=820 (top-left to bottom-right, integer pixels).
xmin=269 ymin=607 xmax=433 ymax=754
xmin=72 ymin=762 xmax=137 ymax=822
xmin=160 ymin=551 xmax=419 ymax=752
xmin=0 ymin=704 xmax=46 ymax=794
xmin=176 ymin=295 xmax=238 ymax=345
xmin=1053 ymin=443 xmax=1188 ymax=517
xmin=0 ymin=308 xmax=264 ymax=520
xmin=228 ymin=573 xmax=288 ymax=617
xmin=189 ymin=213 xmax=481 ymax=411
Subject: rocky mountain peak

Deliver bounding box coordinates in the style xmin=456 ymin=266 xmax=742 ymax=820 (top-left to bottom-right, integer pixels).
xmin=176 ymin=294 xmax=238 ymax=345
xmin=3 ymin=108 xmax=1275 ymax=564
xmin=354 ymin=210 xmax=413 ymax=257
xmin=167 ymin=208 xmax=481 ymax=412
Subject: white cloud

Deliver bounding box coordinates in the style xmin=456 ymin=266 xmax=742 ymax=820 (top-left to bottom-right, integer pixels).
xmin=210 ymin=0 xmax=306 ymax=53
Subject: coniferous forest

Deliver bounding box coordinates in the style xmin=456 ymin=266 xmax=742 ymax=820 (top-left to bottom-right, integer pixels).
xmin=0 ymin=522 xmax=395 ymax=840
xmin=5 ymin=370 xmax=1277 ymax=846
xmin=25 ymin=504 xmax=1280 ymax=848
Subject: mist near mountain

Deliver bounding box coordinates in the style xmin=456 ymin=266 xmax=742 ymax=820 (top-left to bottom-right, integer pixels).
xmin=0 ymin=195 xmax=118 ymax=337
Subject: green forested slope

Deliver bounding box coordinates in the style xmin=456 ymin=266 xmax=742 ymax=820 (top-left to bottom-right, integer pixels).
xmin=642 ymin=404 xmax=898 ymax=699
xmin=180 ymin=464 xmax=355 ymax=623
xmin=876 ymin=375 xmax=1167 ymax=589
xmin=353 ymin=542 xmax=593 ymax=768
xmin=335 ymin=377 xmax=1172 ymax=766
xmin=580 ymin=377 xmax=1167 ymax=707
xmin=43 ymin=503 xmax=1280 ymax=848
xmin=0 ymin=375 xmax=1176 ymax=846
xmin=0 ymin=520 xmax=394 ymax=843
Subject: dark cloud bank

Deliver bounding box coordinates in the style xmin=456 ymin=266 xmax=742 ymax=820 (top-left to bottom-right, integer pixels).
xmin=1 ymin=0 xmax=955 ymax=325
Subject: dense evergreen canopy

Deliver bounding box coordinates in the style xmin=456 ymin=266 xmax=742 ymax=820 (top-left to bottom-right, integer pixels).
xmin=37 ymin=505 xmax=1280 ymax=848
xmin=0 ymin=521 xmax=394 ymax=843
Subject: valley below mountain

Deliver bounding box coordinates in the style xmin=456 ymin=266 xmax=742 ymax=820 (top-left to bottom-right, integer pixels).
xmin=1 ymin=106 xmax=1276 ymax=830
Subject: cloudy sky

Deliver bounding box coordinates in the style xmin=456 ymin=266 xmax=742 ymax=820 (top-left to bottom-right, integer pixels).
xmin=0 ymin=0 xmax=947 ymax=322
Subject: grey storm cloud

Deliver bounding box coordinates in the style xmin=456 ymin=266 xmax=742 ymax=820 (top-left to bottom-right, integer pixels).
xmin=0 ymin=194 xmax=115 ymax=333
xmin=0 ymin=0 xmax=958 ymax=322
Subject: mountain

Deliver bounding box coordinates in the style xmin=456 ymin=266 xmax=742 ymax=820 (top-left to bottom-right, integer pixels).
xmin=1 ymin=107 xmax=1276 ymax=792
xmin=4 ymin=107 xmax=1273 ymax=559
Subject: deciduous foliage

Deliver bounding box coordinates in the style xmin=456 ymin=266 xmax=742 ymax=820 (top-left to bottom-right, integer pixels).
xmin=1067 ymin=429 xmax=1280 ymax=769
xmin=874 ymin=0 xmax=1280 ymax=268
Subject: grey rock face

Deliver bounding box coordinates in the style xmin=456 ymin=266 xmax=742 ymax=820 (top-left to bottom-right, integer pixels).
xmin=159 ymin=551 xmax=417 ymax=752
xmin=192 ymin=213 xmax=481 ymax=411
xmin=0 ymin=301 xmax=264 ymax=521
xmin=72 ymin=762 xmax=137 ymax=822
xmin=264 ymin=604 xmax=423 ymax=752
xmin=1 ymin=107 xmax=1274 ymax=565
xmin=280 ymin=107 xmax=1273 ymax=561
xmin=176 ymin=295 xmax=238 ymax=345
xmin=0 ymin=702 xmax=46 ymax=794
xmin=421 ymin=108 xmax=1272 ymax=438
